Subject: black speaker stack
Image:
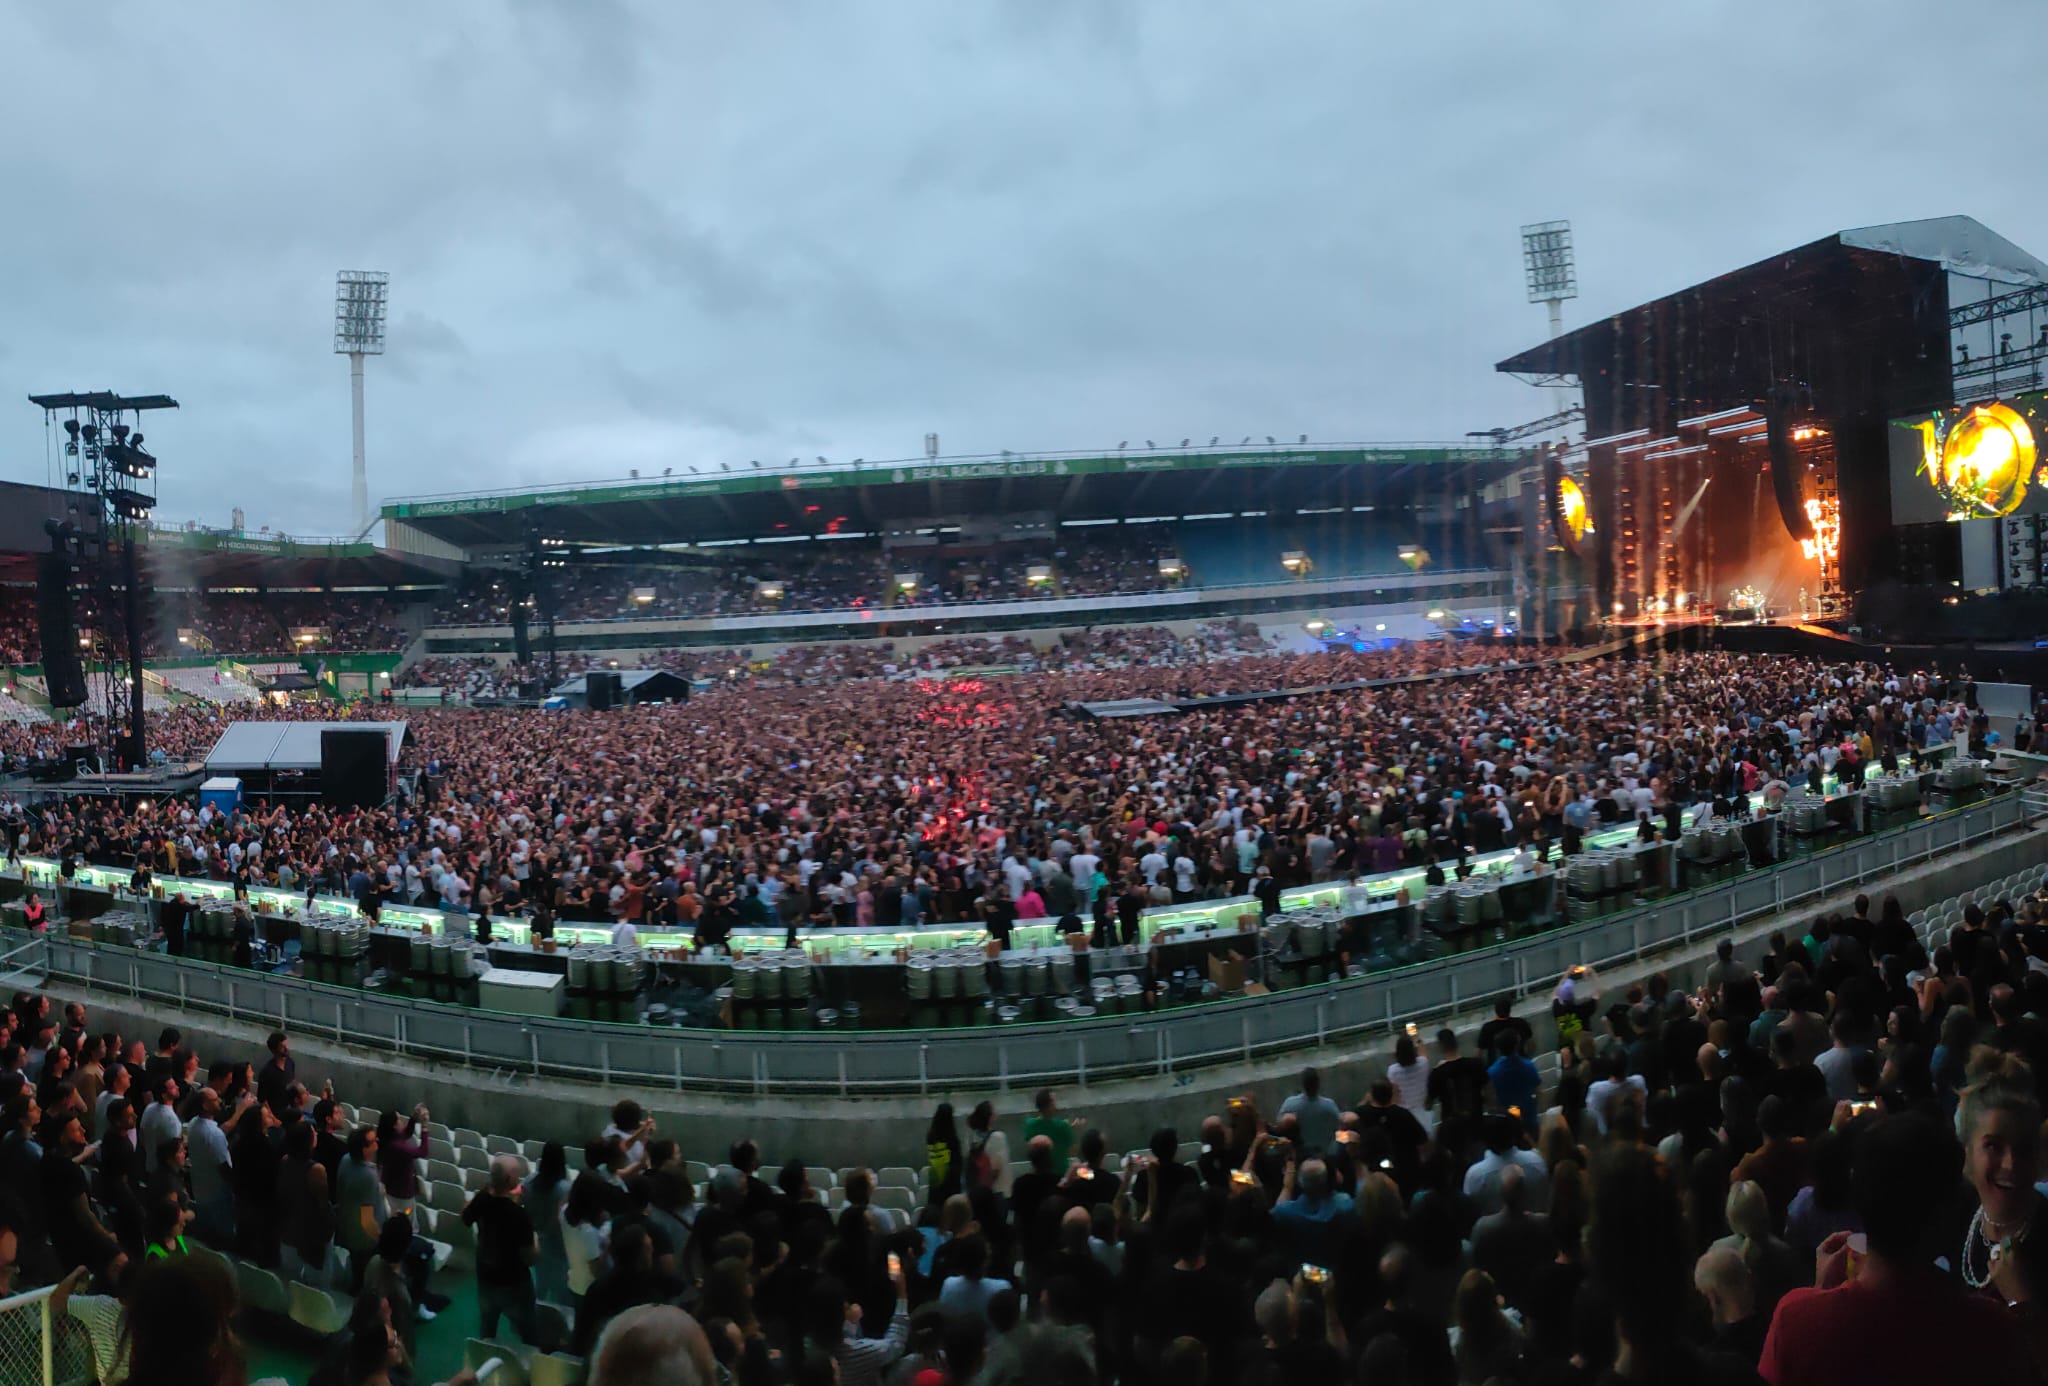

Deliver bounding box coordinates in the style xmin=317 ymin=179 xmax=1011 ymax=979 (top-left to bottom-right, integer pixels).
xmin=35 ymin=548 xmax=87 ymax=709
xmin=586 ymin=670 xmax=623 ymax=711
xmin=319 ymin=729 xmax=389 ymax=809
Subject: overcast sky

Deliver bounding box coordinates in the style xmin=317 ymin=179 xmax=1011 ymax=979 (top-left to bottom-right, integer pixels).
xmin=1 ymin=1 xmax=2041 ymax=537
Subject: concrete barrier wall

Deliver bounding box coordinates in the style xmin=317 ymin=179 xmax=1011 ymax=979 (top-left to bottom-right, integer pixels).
xmin=28 ymin=803 xmax=2039 ymax=1168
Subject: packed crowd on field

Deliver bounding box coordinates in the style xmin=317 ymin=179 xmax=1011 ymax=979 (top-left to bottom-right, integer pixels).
xmin=6 ymin=867 xmax=2048 ymax=1386
xmin=0 ymin=650 xmax=1991 ymax=948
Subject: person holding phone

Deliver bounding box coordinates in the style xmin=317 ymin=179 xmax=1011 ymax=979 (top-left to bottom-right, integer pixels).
xmin=805 ymin=1256 xmax=909 ymax=1386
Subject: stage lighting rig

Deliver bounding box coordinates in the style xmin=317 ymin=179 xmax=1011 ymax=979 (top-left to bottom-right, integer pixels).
xmin=26 ymin=389 xmax=178 ymax=770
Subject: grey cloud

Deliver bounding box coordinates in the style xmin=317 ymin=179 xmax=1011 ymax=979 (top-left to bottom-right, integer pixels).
xmin=0 ymin=0 xmax=2042 ymax=534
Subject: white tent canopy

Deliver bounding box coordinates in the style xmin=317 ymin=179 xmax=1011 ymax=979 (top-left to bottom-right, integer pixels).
xmin=204 ymin=720 xmax=407 ymax=775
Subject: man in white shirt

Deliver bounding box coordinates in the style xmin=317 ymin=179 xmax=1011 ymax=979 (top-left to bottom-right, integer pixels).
xmin=1138 ymin=847 xmax=1168 ymax=886
xmin=1462 ymin=1118 xmax=1550 ymax=1217
xmin=186 ymin=1089 xmax=244 ymax=1244
xmin=612 ymin=917 xmax=640 ymax=948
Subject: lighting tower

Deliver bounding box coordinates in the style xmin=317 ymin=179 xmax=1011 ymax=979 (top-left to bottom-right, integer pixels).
xmin=334 ymin=271 xmax=389 ymax=536
xmin=1521 ymin=221 xmax=1578 ymax=420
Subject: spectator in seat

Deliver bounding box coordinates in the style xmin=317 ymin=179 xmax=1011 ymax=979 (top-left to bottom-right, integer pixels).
xmin=1692 ymin=1246 xmax=1765 ymax=1367
xmin=804 ymin=1263 xmax=910 ymax=1386
xmin=1762 ymin=1113 xmax=2032 ymax=1384
xmin=1278 ymin=1067 xmax=1342 ymax=1158
xmin=589 ymin=1303 xmax=716 ymax=1386
xmin=575 ymin=1221 xmax=685 ymax=1356
xmin=466 ymin=1153 xmax=543 ymax=1346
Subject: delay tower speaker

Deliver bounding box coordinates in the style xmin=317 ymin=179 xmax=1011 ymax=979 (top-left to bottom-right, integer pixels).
xmin=320 ymin=729 xmax=389 ymax=808
xmin=586 ymin=670 xmax=622 ymax=711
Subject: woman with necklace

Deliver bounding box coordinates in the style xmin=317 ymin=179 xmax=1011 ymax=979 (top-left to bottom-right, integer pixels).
xmin=1958 ymin=1052 xmax=2048 ymax=1365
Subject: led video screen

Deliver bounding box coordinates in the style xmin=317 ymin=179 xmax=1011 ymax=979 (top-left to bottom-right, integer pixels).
xmin=1890 ymin=390 xmax=2048 ymax=523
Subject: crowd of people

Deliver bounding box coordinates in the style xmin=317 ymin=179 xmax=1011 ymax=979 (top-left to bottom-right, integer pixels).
xmin=0 ymin=649 xmax=1988 ymax=959
xmin=394 ymin=624 xmax=1285 ymax=701
xmin=0 ymin=585 xmax=414 ymax=664
xmin=7 ymin=860 xmax=2048 ymax=1386
xmin=427 ymin=536 xmax=1193 ymax=629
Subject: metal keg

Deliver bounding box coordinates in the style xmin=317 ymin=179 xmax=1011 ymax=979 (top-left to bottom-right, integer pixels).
xmin=1051 ymin=954 xmax=1075 ymax=993
xmin=906 ymin=958 xmax=933 ymax=1000
xmin=1071 ymin=1004 xmax=1096 ymax=1019
xmin=1024 ymin=955 xmax=1049 ymax=995
xmin=1296 ymin=917 xmax=1327 ymax=957
xmin=430 ymin=936 xmax=453 ymax=976
xmin=1478 ymin=888 xmax=1502 ymax=923
xmin=730 ymin=959 xmax=757 ymax=1000
xmin=999 ymin=956 xmax=1025 ymax=996
xmin=645 ymin=1004 xmax=671 ymax=1027
xmin=784 ymin=952 xmax=812 ymax=999
xmin=1054 ymin=995 xmax=1079 ymax=1017
xmin=756 ymin=955 xmax=784 ymax=999
xmin=959 ymin=950 xmax=989 ymax=998
xmin=996 ymin=1003 xmax=1023 ymax=1024
xmin=1455 ymin=889 xmax=1481 ymax=928
xmin=815 ymin=1008 xmax=839 ymax=1029
xmin=934 ymin=956 xmax=960 ymax=999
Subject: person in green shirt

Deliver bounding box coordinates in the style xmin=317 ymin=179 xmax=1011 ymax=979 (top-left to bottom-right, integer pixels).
xmin=1023 ymin=1088 xmax=1084 ymax=1170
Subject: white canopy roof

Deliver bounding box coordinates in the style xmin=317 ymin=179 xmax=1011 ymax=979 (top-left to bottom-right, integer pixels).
xmin=204 ymin=720 xmax=407 ymax=773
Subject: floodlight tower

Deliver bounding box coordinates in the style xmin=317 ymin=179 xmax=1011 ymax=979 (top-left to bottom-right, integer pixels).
xmin=334 ymin=271 xmax=390 ymax=536
xmin=1520 ymin=221 xmax=1578 ymax=418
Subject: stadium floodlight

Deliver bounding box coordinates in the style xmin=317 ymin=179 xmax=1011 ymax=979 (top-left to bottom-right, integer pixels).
xmin=334 ymin=270 xmax=390 ymax=537
xmin=1520 ymin=221 xmax=1577 ymax=309
xmin=1280 ymin=549 xmax=1310 ymax=575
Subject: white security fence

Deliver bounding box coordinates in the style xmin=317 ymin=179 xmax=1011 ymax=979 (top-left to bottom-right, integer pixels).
xmin=14 ymin=790 xmax=2031 ymax=1099
xmin=0 ymin=1286 xmax=93 ymax=1386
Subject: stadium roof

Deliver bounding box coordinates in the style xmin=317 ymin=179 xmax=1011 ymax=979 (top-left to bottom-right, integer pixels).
xmin=133 ymin=528 xmax=459 ymax=588
xmin=1495 ymin=215 xmax=2045 ymax=391
xmin=381 ymin=442 xmax=1518 ymax=549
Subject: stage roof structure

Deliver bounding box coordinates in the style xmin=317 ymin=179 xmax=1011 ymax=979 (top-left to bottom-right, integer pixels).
xmin=204 ymin=720 xmax=407 ymax=774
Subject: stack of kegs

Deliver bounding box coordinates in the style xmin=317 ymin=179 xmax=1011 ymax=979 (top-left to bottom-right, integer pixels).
xmin=724 ymin=948 xmax=813 ymax=1030
xmin=1933 ymin=758 xmax=1987 ymax=802
xmin=1865 ymin=774 xmax=1921 ymax=814
xmin=565 ymin=944 xmax=647 ymax=1023
xmin=90 ymin=910 xmax=146 ymax=950
xmin=300 ymin=918 xmax=370 ymax=988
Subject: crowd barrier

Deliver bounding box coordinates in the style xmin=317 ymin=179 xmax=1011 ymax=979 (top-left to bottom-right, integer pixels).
xmin=15 ymin=790 xmax=2027 ymax=1098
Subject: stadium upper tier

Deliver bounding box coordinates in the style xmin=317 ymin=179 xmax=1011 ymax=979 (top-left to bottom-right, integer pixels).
xmin=382 ymin=441 xmax=1520 ymax=550
xmin=425 ymin=518 xmax=1485 ymax=629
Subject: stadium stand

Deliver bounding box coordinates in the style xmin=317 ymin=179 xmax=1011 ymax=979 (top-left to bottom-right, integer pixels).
xmin=157 ymin=665 xmax=262 ymax=705
xmin=3 ymin=830 xmax=2046 ymax=1385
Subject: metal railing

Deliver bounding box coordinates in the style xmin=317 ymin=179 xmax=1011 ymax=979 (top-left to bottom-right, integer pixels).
xmin=23 ymin=791 xmax=2026 ymax=1099
xmin=0 ymin=1285 xmax=93 ymax=1386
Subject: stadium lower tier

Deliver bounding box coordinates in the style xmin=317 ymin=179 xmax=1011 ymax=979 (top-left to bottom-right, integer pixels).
xmin=0 ymin=758 xmax=1999 ymax=1035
